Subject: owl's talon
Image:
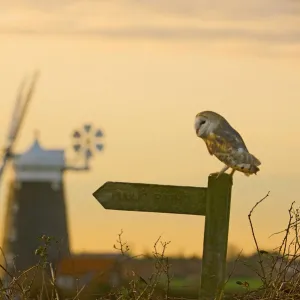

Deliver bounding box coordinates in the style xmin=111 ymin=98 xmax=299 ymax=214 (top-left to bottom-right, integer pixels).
xmin=215 ymin=165 xmax=229 ymax=178
xmin=210 ymin=172 xmax=221 ymax=178
xmin=230 ymin=169 xmax=236 ymax=177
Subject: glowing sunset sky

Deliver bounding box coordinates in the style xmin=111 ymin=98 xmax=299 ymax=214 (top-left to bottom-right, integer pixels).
xmin=0 ymin=0 xmax=300 ymax=257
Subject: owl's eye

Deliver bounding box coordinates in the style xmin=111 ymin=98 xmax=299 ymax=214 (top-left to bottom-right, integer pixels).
xmin=200 ymin=120 xmax=206 ymax=126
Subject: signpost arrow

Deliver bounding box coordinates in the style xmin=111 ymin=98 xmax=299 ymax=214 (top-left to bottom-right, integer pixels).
xmin=93 ymin=181 xmax=207 ymax=216
xmin=93 ymin=173 xmax=233 ymax=300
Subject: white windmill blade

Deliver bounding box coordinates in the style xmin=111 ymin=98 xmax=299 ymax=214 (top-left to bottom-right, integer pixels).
xmin=6 ymin=76 xmax=28 ymax=147
xmin=0 ymin=70 xmax=40 ymax=181
xmin=0 ymin=76 xmax=28 ymax=180
xmin=11 ymin=70 xmax=40 ymax=146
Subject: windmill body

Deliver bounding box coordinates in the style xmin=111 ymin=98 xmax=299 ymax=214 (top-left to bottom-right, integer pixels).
xmin=0 ymin=73 xmax=104 ymax=277
xmin=1 ymin=137 xmax=70 ymax=272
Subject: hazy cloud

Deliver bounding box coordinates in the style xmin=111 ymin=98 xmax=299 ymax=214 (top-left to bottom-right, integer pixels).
xmin=1 ymin=0 xmax=300 ymax=46
xmin=80 ymin=27 xmax=300 ymax=44
xmin=137 ymin=0 xmax=300 ymax=20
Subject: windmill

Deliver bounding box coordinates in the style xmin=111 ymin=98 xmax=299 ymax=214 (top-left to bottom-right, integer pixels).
xmin=0 ymin=72 xmax=104 ymax=276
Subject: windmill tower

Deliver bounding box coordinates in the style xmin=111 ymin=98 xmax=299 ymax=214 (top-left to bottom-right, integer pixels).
xmin=0 ymin=73 xmax=104 ymax=276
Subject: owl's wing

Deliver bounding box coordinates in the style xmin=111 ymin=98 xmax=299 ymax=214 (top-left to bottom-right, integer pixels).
xmin=205 ymin=122 xmax=261 ymax=168
xmin=204 ymin=121 xmax=248 ymax=158
xmin=213 ymin=121 xmax=248 ymax=152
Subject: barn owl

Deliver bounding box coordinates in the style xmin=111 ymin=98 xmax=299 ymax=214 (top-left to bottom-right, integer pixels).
xmin=194 ymin=111 xmax=261 ymax=177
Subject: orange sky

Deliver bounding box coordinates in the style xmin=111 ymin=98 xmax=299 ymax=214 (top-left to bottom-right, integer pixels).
xmin=0 ymin=0 xmax=300 ymax=258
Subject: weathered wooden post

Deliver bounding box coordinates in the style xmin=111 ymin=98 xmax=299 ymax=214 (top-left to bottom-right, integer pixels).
xmin=93 ymin=173 xmax=233 ymax=299
xmin=199 ymin=173 xmax=233 ymax=300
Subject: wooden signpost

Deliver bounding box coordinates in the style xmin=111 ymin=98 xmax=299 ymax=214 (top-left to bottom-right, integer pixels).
xmin=93 ymin=173 xmax=233 ymax=300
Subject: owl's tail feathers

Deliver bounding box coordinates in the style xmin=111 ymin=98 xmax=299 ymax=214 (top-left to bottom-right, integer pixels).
xmin=251 ymin=154 xmax=261 ymax=166
xmin=252 ymin=165 xmax=260 ymax=174
xmin=245 ymin=164 xmax=260 ymax=176
xmin=249 ymin=153 xmax=261 ymax=176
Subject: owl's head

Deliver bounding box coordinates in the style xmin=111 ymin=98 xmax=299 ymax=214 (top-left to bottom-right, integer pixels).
xmin=194 ymin=110 xmax=223 ymax=138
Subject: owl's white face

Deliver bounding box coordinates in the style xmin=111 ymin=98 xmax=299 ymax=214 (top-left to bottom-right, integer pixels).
xmin=194 ymin=115 xmax=210 ymax=138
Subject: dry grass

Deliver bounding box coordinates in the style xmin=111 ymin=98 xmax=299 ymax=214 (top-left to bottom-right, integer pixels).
xmin=2 ymin=193 xmax=300 ymax=299
xmin=0 ymin=231 xmax=174 ymax=300
xmin=229 ymin=194 xmax=300 ymax=300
